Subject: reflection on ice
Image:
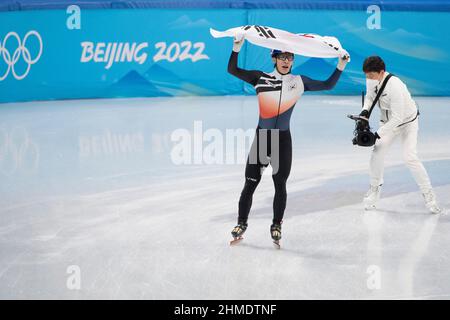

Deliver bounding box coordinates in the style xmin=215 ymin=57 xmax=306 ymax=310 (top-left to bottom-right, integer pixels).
xmin=0 ymin=95 xmax=449 ymax=299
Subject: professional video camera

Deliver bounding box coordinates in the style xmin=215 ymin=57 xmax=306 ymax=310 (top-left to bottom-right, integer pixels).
xmin=347 ymin=113 xmax=376 ymax=147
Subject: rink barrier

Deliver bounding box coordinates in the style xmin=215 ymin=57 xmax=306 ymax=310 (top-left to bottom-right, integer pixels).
xmin=1 ymin=3 xmax=450 ymax=102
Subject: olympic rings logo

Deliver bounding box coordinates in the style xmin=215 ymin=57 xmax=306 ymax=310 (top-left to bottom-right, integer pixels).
xmin=0 ymin=30 xmax=43 ymax=81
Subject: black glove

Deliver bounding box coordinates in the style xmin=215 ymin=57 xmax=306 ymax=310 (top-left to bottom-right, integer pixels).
xmin=359 ymin=110 xmax=369 ymax=118
xmin=356 ymin=110 xmax=369 ymax=131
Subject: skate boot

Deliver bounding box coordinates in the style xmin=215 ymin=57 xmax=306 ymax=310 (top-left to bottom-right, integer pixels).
xmin=422 ymin=189 xmax=442 ymax=214
xmin=270 ymin=223 xmax=282 ymax=249
xmin=230 ymin=221 xmax=247 ymax=245
xmin=364 ymin=184 xmax=382 ymax=210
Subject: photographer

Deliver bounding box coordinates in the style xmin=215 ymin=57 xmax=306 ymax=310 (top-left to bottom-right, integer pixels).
xmin=359 ymin=56 xmax=441 ymax=214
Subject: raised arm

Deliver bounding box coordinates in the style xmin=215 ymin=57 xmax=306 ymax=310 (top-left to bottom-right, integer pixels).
xmin=301 ymin=69 xmax=342 ymax=91
xmin=227 ymin=37 xmax=263 ymax=86
xmin=301 ymin=55 xmax=349 ymax=92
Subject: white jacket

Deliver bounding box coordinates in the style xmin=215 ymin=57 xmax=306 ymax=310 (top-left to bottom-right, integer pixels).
xmin=363 ymin=72 xmax=418 ymax=137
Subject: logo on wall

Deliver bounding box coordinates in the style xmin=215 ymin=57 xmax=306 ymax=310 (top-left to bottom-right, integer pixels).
xmin=80 ymin=41 xmax=209 ymax=69
xmin=81 ymin=42 xmax=149 ymax=70
xmin=0 ymin=31 xmax=43 ymax=81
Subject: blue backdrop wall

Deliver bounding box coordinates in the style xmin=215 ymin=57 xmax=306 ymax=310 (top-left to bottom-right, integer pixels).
xmin=1 ymin=1 xmax=449 ymax=103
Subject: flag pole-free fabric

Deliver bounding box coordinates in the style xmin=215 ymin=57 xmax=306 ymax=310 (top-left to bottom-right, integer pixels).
xmin=210 ymin=25 xmax=350 ymax=60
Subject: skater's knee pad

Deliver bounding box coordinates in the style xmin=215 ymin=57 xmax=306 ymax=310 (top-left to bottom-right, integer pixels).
xmin=245 ymin=175 xmax=261 ymax=184
xmin=241 ymin=176 xmax=260 ymax=194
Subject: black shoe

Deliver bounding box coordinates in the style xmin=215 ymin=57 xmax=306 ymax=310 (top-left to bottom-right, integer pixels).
xmin=231 ymin=221 xmax=248 ymax=238
xmin=270 ymin=223 xmax=282 ymax=241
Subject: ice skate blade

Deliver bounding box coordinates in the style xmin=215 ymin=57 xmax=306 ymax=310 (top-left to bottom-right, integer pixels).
xmin=273 ymin=240 xmax=281 ymax=249
xmin=230 ymin=237 xmax=243 ymax=246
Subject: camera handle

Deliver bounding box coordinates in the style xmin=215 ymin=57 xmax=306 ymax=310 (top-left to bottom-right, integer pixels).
xmin=347 ymin=114 xmax=369 ymax=122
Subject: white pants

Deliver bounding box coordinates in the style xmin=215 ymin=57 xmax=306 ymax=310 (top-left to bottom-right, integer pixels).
xmin=370 ymin=119 xmax=432 ymax=193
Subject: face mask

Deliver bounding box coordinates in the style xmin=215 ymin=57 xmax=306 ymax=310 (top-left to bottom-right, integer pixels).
xmin=366 ymin=78 xmax=379 ymax=91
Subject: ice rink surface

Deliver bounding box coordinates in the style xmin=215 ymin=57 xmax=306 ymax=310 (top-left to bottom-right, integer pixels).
xmin=1 ymin=95 xmax=449 ymax=299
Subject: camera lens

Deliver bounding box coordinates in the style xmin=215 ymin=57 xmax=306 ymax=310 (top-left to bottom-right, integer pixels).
xmin=361 ymin=133 xmax=369 ymax=143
